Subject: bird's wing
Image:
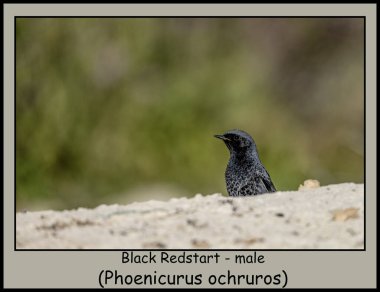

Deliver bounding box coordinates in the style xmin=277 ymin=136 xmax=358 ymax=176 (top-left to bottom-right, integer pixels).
xmin=259 ymin=174 xmax=276 ymax=193
xmin=238 ymin=169 xmax=276 ymax=196
xmin=258 ymin=168 xmax=276 ymax=193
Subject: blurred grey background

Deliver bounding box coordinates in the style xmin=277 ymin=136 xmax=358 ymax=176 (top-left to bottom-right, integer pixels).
xmin=16 ymin=18 xmax=364 ymax=210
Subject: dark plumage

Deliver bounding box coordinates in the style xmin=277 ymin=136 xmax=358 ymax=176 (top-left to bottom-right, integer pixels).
xmin=214 ymin=129 xmax=276 ymax=196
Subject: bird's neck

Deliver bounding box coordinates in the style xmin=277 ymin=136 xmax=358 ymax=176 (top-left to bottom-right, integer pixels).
xmin=230 ymin=148 xmax=260 ymax=164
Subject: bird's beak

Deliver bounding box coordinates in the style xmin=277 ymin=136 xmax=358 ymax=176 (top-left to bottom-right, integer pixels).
xmin=214 ymin=134 xmax=230 ymax=141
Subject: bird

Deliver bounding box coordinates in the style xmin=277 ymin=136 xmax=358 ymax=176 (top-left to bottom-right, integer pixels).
xmin=214 ymin=129 xmax=276 ymax=196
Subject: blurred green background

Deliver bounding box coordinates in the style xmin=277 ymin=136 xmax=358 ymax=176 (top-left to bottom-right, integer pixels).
xmin=16 ymin=18 xmax=364 ymax=211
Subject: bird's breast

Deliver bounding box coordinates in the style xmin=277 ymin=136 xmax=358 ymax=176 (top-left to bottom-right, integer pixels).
xmin=225 ymin=160 xmax=254 ymax=196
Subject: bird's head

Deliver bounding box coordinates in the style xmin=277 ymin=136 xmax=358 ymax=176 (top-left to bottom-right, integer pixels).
xmin=214 ymin=129 xmax=257 ymax=155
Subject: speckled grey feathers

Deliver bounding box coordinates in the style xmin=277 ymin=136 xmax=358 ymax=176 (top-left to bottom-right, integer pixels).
xmin=215 ymin=129 xmax=276 ymax=196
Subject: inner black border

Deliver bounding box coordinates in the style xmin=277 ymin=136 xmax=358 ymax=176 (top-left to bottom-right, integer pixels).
xmin=14 ymin=16 xmax=366 ymax=252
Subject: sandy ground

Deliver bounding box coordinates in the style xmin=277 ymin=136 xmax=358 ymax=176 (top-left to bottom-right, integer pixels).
xmin=16 ymin=182 xmax=364 ymax=249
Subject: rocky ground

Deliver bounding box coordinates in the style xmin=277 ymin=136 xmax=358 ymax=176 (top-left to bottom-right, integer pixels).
xmin=16 ymin=182 xmax=364 ymax=249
